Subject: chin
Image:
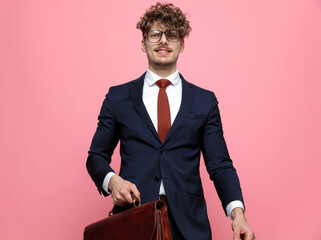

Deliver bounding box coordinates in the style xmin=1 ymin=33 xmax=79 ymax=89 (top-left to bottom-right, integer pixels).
xmin=154 ymin=61 xmax=175 ymax=69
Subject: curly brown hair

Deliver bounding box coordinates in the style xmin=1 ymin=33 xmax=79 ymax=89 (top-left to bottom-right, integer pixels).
xmin=136 ymin=2 xmax=192 ymax=39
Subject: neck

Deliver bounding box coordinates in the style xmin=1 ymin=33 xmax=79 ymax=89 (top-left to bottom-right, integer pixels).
xmin=148 ymin=64 xmax=177 ymax=78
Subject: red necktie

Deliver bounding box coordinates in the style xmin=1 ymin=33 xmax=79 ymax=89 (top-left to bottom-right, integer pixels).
xmin=156 ymin=79 xmax=171 ymax=143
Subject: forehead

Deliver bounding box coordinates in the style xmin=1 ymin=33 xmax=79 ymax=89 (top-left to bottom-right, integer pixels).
xmin=149 ymin=22 xmax=167 ymax=31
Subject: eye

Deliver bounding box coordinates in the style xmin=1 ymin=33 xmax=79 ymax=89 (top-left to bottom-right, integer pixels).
xmin=149 ymin=31 xmax=161 ymax=38
xmin=167 ymin=31 xmax=179 ymax=39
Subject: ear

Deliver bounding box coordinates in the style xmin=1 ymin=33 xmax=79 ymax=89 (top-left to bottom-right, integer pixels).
xmin=141 ymin=39 xmax=146 ymax=53
xmin=179 ymin=39 xmax=185 ymax=53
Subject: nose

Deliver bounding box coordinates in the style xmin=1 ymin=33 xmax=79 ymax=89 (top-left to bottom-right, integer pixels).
xmin=159 ymin=32 xmax=168 ymax=44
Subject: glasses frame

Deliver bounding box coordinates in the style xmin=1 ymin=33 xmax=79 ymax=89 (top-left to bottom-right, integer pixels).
xmin=145 ymin=30 xmax=181 ymax=43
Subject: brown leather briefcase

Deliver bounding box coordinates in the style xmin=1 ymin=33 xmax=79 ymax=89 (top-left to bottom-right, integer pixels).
xmin=83 ymin=200 xmax=172 ymax=240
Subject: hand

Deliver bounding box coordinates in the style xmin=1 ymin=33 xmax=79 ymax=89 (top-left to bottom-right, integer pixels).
xmin=231 ymin=208 xmax=255 ymax=240
xmin=108 ymin=175 xmax=140 ymax=206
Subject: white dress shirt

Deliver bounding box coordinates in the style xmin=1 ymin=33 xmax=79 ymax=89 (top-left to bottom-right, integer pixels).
xmin=142 ymin=69 xmax=182 ymax=195
xmin=102 ymin=69 xmax=244 ymax=219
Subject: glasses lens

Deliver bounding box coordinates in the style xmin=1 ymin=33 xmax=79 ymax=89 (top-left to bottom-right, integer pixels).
xmin=147 ymin=31 xmax=162 ymax=43
xmin=147 ymin=30 xmax=180 ymax=43
xmin=166 ymin=31 xmax=180 ymax=42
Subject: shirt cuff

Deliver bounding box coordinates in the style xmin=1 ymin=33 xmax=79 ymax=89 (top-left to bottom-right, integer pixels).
xmin=102 ymin=172 xmax=116 ymax=194
xmin=226 ymin=200 xmax=244 ymax=219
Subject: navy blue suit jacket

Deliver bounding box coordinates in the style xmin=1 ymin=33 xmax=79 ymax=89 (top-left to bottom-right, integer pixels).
xmin=87 ymin=73 xmax=244 ymax=240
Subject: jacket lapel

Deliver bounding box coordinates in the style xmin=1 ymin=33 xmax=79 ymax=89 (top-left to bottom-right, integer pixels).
xmin=129 ymin=73 xmax=161 ymax=142
xmin=129 ymin=73 xmax=194 ymax=145
xmin=162 ymin=75 xmax=194 ymax=145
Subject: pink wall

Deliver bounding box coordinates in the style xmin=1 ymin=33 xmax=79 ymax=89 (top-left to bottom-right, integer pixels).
xmin=1 ymin=0 xmax=321 ymax=239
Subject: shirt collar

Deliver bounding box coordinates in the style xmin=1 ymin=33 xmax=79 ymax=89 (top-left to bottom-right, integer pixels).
xmin=145 ymin=69 xmax=180 ymax=87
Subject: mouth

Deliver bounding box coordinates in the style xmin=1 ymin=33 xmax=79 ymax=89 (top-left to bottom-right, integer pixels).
xmin=155 ymin=48 xmax=172 ymax=55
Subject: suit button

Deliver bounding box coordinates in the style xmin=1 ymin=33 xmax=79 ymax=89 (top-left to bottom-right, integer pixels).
xmin=154 ymin=176 xmax=160 ymax=182
xmin=159 ymin=148 xmax=164 ymax=154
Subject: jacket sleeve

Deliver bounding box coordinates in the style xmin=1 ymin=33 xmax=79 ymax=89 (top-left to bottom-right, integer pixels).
xmin=201 ymin=92 xmax=244 ymax=214
xmin=86 ymin=88 xmax=120 ymax=196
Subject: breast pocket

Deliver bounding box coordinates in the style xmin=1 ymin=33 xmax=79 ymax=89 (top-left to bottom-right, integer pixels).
xmin=183 ymin=113 xmax=207 ymax=135
xmin=186 ymin=113 xmax=207 ymax=120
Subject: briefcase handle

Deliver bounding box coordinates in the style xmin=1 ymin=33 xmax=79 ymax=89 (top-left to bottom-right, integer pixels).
xmin=132 ymin=194 xmax=141 ymax=207
xmin=108 ymin=193 xmax=141 ymax=216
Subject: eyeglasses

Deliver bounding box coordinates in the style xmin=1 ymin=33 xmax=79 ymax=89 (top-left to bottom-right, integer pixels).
xmin=145 ymin=30 xmax=180 ymax=43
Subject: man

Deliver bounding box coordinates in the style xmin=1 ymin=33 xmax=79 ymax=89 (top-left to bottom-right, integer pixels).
xmin=87 ymin=3 xmax=255 ymax=240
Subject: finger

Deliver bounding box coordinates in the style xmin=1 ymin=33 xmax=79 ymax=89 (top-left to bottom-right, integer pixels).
xmin=244 ymin=231 xmax=255 ymax=240
xmin=233 ymin=227 xmax=241 ymax=240
xmin=129 ymin=184 xmax=141 ymax=201
xmin=112 ymin=186 xmax=132 ymax=205
xmin=119 ymin=187 xmax=134 ymax=204
xmin=112 ymin=193 xmax=125 ymax=205
xmin=112 ymin=195 xmax=122 ymax=205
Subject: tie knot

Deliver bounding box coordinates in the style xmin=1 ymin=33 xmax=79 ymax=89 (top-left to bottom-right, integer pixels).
xmin=156 ymin=79 xmax=171 ymax=89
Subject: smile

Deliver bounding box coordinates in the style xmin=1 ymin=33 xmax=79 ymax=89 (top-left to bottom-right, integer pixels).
xmin=155 ymin=48 xmax=172 ymax=55
xmin=155 ymin=48 xmax=172 ymax=53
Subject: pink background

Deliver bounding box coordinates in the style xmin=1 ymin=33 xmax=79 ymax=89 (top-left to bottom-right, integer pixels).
xmin=1 ymin=0 xmax=321 ymax=239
